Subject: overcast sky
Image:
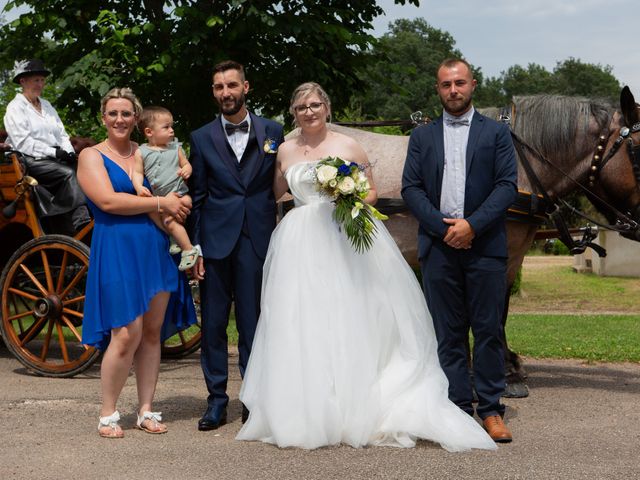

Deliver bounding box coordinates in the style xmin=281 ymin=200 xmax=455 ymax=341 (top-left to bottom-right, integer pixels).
xmin=374 ymin=0 xmax=640 ymax=97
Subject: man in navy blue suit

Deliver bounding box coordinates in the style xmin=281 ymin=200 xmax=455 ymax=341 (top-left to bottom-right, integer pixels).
xmin=401 ymin=58 xmax=517 ymax=443
xmin=188 ymin=60 xmax=284 ymax=430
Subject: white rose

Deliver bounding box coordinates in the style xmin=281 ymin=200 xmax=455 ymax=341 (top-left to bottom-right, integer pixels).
xmin=316 ymin=165 xmax=338 ymax=184
xmin=329 ymin=179 xmax=338 ymax=188
xmin=337 ymin=176 xmax=356 ymax=195
xmin=356 ymin=178 xmax=370 ymax=193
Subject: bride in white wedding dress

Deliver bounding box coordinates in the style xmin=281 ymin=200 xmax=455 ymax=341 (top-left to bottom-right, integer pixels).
xmin=236 ymin=83 xmax=497 ymax=452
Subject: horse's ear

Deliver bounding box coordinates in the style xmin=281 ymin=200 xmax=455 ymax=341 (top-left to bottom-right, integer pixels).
xmin=620 ymin=86 xmax=639 ymax=126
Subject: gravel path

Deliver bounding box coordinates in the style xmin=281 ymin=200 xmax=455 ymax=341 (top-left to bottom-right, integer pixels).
xmin=1 ymin=345 xmax=638 ymax=480
xmin=521 ymin=256 xmax=574 ymax=268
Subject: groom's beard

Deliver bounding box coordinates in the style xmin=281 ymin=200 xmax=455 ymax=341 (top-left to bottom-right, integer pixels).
xmin=219 ymin=92 xmax=246 ymax=116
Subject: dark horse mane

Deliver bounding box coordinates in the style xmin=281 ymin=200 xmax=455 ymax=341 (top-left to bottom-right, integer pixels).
xmin=510 ymin=95 xmax=616 ymax=162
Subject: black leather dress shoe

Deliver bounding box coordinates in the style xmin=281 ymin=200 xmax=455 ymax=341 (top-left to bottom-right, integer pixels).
xmin=198 ymin=406 xmax=227 ymax=431
xmin=241 ymin=405 xmax=250 ymax=424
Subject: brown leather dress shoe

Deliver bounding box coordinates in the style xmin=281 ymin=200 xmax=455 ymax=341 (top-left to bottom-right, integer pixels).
xmin=483 ymin=415 xmax=513 ymax=443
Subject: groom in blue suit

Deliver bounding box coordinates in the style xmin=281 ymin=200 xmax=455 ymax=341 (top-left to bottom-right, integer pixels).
xmin=402 ymin=58 xmax=517 ymax=443
xmin=188 ymin=60 xmax=284 ymax=430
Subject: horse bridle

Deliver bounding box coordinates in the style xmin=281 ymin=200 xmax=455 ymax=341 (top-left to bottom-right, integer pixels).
xmin=588 ymin=120 xmax=640 ymax=188
xmin=504 ymin=106 xmax=640 ymax=253
xmin=585 ymin=117 xmax=640 ymax=239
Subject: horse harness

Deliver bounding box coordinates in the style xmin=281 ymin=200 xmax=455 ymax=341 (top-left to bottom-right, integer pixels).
xmin=500 ymin=106 xmax=640 ymax=255
xmin=589 ymin=121 xmax=640 ymax=188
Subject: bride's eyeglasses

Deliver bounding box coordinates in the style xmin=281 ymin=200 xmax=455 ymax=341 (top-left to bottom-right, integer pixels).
xmin=293 ymin=102 xmax=325 ymax=114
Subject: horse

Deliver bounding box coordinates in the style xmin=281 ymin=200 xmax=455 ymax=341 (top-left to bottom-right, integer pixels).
xmin=327 ymin=86 xmax=640 ymax=394
xmin=493 ymin=87 xmax=640 ymax=391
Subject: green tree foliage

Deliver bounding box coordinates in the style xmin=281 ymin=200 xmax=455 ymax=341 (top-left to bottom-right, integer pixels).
xmin=501 ymin=63 xmax=555 ymax=100
xmin=0 ymin=0 xmax=418 ymax=140
xmin=0 ymin=70 xmax=15 ymax=131
xmin=552 ymin=57 xmax=620 ymax=99
xmin=486 ymin=58 xmax=621 ymax=105
xmin=352 ymin=18 xmax=467 ymax=121
xmin=473 ymin=75 xmax=508 ymax=110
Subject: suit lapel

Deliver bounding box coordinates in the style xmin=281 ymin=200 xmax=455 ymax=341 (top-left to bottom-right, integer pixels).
xmin=431 ymin=117 xmax=445 ymax=201
xmin=210 ymin=116 xmax=243 ymax=185
xmin=246 ymin=113 xmax=267 ymax=184
xmin=466 ymin=111 xmax=484 ymax=175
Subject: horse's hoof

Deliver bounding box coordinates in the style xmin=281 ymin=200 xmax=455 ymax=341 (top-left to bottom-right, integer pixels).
xmin=503 ymin=382 xmax=529 ymax=398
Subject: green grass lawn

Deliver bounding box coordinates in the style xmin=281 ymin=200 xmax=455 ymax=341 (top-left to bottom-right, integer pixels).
xmin=506 ymin=259 xmax=640 ymax=362
xmin=506 ymin=313 xmax=640 ymax=362
xmin=510 ymin=265 xmax=640 ymax=313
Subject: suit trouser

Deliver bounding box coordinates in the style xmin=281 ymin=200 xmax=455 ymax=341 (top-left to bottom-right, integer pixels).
xmin=200 ymin=231 xmax=263 ymax=409
xmin=421 ymin=242 xmax=507 ymax=419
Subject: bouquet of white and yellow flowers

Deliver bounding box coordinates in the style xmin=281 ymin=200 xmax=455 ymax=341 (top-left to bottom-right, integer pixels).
xmin=314 ymin=157 xmax=388 ymax=252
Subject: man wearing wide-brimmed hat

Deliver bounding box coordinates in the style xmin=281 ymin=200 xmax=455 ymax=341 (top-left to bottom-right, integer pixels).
xmin=3 ymin=59 xmax=90 ymax=234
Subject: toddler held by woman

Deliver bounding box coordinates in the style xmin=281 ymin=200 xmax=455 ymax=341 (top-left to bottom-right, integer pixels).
xmin=133 ymin=106 xmax=199 ymax=270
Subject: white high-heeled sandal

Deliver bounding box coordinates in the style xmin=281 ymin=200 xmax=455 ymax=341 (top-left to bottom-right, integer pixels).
xmin=136 ymin=411 xmax=167 ymax=434
xmin=98 ymin=411 xmax=123 ymax=438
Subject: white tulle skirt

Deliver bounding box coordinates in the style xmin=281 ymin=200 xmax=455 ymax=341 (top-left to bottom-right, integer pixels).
xmin=237 ymin=201 xmax=496 ymax=452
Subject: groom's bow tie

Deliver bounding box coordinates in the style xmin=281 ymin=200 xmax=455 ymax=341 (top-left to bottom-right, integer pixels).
xmin=225 ymin=120 xmax=249 ymax=135
xmin=445 ymin=117 xmax=470 ymax=126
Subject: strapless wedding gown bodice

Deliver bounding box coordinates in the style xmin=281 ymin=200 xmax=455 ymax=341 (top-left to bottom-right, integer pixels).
xmin=236 ymin=160 xmax=496 ymax=451
xmin=285 ymin=160 xmax=325 ymax=207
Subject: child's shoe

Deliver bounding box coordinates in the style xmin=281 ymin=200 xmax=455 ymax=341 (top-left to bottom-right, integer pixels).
xmin=179 ymin=247 xmax=199 ymax=271
xmin=169 ymin=237 xmax=181 ymax=255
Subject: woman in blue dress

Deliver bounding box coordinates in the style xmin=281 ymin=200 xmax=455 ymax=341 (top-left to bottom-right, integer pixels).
xmin=77 ymin=88 xmax=192 ymax=438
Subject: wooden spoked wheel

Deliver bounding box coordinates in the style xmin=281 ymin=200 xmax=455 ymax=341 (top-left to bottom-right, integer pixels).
xmin=161 ymin=280 xmax=202 ymax=358
xmin=0 ymin=235 xmax=100 ymax=376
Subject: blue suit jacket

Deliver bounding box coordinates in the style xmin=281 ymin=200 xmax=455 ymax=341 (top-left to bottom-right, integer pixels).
xmin=188 ymin=113 xmax=284 ymax=260
xmin=401 ymin=111 xmax=517 ymax=259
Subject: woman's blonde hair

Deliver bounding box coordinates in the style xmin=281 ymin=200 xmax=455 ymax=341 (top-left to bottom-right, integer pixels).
xmin=100 ymin=87 xmax=143 ymax=117
xmin=289 ymin=82 xmax=331 ymax=124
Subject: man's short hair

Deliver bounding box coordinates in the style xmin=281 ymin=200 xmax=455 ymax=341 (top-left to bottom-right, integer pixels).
xmin=212 ymin=60 xmax=245 ymax=81
xmin=437 ymin=58 xmax=473 ymax=75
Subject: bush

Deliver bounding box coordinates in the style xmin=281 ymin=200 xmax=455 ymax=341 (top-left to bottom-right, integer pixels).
xmin=540 ymin=239 xmax=571 ymax=255
xmin=551 ymin=239 xmax=570 ymax=255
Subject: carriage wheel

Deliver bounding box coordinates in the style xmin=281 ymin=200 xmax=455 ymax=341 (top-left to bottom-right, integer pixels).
xmin=0 ymin=235 xmax=100 ymax=377
xmin=161 ymin=280 xmax=202 ymax=359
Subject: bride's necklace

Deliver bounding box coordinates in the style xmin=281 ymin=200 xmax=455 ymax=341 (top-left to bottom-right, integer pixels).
xmin=105 ymin=140 xmax=134 ymax=159
xmin=303 ymin=139 xmax=312 ymax=156
xmin=301 ymin=131 xmax=329 ymax=156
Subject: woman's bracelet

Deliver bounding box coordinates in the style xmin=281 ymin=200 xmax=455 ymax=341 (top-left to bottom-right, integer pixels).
xmin=156 ymin=196 xmax=160 ymax=213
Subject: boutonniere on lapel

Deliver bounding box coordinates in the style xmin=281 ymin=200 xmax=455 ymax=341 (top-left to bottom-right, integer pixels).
xmin=263 ymin=138 xmax=278 ymax=154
